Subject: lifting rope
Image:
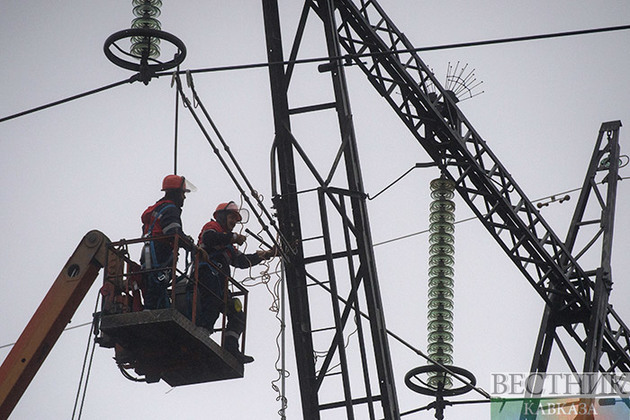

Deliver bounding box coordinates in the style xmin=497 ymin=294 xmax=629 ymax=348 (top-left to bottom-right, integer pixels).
xmin=243 ymin=238 xmax=289 ymax=419
xmin=236 ymin=192 xmax=289 ymax=418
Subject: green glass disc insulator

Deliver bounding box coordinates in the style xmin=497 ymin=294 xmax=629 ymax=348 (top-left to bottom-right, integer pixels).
xmin=130 ymin=37 xmax=161 ymax=59
xmin=427 ymin=177 xmax=456 ymax=390
xmin=427 ymin=307 xmax=453 ymax=321
xmin=429 ymin=242 xmax=455 ymax=256
xmin=129 ymin=1 xmax=163 ymax=59
xmin=428 ymin=265 xmax=454 ymax=277
xmin=132 ymin=1 xmax=162 ymax=18
xmin=428 ymin=373 xmax=453 ymax=390
xmin=429 ymin=254 xmax=454 ymax=267
xmin=428 ymin=292 xmax=454 ymax=306
xmin=430 ymin=199 xmax=455 ymax=213
xmin=132 ymin=16 xmax=162 ymax=30
xmin=428 ymin=277 xmax=454 ymax=289
xmin=132 ymin=0 xmax=163 ymax=7
xmin=428 ymin=330 xmax=454 ymax=343
xmin=429 ymin=232 xmax=454 ymax=245
xmin=428 ymin=342 xmax=454 ymax=359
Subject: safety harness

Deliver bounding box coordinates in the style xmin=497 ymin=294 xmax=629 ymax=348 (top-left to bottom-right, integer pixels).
xmin=141 ymin=200 xmax=177 ymax=269
xmin=141 ymin=200 xmax=177 ymax=309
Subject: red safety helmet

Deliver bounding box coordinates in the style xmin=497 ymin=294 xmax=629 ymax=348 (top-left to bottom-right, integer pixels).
xmin=213 ymin=201 xmax=243 ymax=222
xmin=161 ymin=175 xmax=196 ymax=192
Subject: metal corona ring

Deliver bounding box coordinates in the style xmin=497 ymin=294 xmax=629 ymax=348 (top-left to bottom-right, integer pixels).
xmin=427 ymin=177 xmax=456 ymax=389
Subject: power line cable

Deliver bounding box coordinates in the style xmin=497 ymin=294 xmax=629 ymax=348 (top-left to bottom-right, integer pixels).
xmin=159 ymin=24 xmax=630 ymax=76
xmin=71 ymin=296 xmax=100 ymax=420
xmin=1 ymin=21 xmax=627 ymax=401
xmin=172 ymin=67 xmax=182 ymax=174
xmin=2 ymin=24 xmax=629 ymax=125
xmin=0 ymin=321 xmax=94 ymax=350
xmin=372 ymin=176 xmax=630 ymax=248
xmin=0 ymin=77 xmax=137 ymax=124
xmin=300 ymin=268 xmax=493 ymax=400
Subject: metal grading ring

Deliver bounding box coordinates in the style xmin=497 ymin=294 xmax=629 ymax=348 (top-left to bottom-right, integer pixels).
xmin=404 ymin=364 xmax=477 ymax=397
xmin=104 ymin=28 xmax=186 ymax=73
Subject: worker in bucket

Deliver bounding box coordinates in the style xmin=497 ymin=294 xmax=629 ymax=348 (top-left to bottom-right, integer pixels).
xmin=140 ymin=174 xmax=196 ymax=309
xmin=194 ymin=201 xmax=277 ymax=364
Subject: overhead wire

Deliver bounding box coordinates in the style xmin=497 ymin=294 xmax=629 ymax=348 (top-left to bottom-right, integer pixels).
xmin=367 ymin=163 xmax=437 ymax=201
xmin=2 ymin=24 xmax=629 ymax=125
xmin=0 ymin=77 xmax=138 ymax=124
xmin=0 ymin=175 xmax=625 ymax=405
xmin=172 ymin=66 xmax=182 ymax=174
xmin=71 ymin=294 xmax=101 ymax=420
xmin=300 ymin=268 xmax=493 ymax=400
xmin=372 ymin=176 xmax=630 ymax=248
xmin=185 ymin=72 xmax=281 ymax=241
xmin=0 ymin=321 xmax=95 ymax=350
xmin=173 ymin=76 xmax=292 ymax=415
xmin=1 ymin=175 xmax=625 ymax=401
xmin=302 ymin=175 xmax=630 ymax=401
xmin=155 ymin=24 xmax=630 ymax=77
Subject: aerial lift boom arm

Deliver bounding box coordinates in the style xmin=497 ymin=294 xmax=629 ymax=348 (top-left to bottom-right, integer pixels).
xmin=0 ymin=230 xmax=109 ymax=419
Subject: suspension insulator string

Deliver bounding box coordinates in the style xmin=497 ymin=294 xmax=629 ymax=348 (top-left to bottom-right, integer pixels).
xmin=427 ymin=176 xmax=456 ymax=390
xmin=130 ymin=0 xmax=163 ymax=59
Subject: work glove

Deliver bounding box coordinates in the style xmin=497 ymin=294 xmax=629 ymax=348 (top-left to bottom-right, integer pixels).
xmin=232 ymin=233 xmax=247 ymax=246
xmin=257 ymin=245 xmax=279 ymax=260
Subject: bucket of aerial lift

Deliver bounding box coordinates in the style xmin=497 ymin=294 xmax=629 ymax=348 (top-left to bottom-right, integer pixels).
xmin=99 ymin=308 xmax=244 ymax=386
xmin=97 ymin=236 xmax=246 ymax=387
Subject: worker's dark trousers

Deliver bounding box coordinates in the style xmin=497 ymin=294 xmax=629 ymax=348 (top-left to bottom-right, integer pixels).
xmin=140 ymin=247 xmax=173 ymax=310
xmin=195 ymin=264 xmax=245 ymax=337
xmin=144 ymin=270 xmax=171 ymax=309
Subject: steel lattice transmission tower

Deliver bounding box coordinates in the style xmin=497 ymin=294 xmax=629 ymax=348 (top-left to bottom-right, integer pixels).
xmin=262 ymin=1 xmax=630 ymax=419
xmin=263 ymin=1 xmax=399 ymax=418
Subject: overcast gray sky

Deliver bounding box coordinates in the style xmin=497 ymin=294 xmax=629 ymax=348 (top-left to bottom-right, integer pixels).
xmin=1 ymin=1 xmax=630 ymax=419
